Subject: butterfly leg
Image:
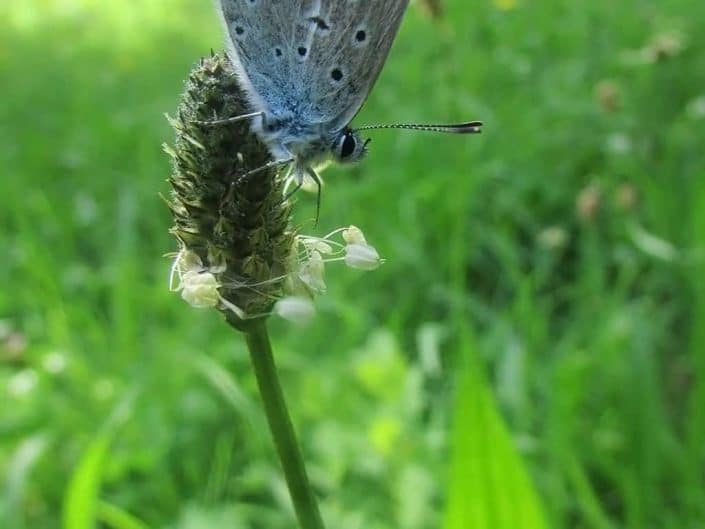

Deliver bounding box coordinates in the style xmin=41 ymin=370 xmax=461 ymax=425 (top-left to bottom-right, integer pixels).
xmin=193 ymin=111 xmax=264 ymax=126
xmin=305 ymin=166 xmax=323 ymax=225
xmin=240 ymin=157 xmax=294 ymax=179
xmin=279 ymin=166 xmax=322 ymax=223
xmin=220 ymin=157 xmax=294 ymax=209
xmin=282 ymin=173 xmax=304 ymax=202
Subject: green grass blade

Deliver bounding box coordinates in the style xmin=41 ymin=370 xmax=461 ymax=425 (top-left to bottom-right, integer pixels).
xmin=445 ymin=349 xmax=547 ymax=529
xmin=97 ymin=501 xmax=150 ymax=529
xmin=62 ymin=432 xmax=111 ymax=529
xmin=62 ymin=392 xmax=136 ymax=529
xmin=686 ymin=169 xmax=705 ymax=519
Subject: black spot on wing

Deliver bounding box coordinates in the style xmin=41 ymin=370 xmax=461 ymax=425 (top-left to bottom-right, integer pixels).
xmin=309 ymin=16 xmax=331 ymax=31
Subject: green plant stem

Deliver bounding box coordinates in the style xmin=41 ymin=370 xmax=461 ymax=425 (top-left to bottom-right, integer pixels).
xmin=243 ymin=320 xmax=326 ymax=529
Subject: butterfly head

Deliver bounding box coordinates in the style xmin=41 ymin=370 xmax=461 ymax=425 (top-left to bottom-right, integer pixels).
xmin=332 ymin=128 xmax=370 ymax=165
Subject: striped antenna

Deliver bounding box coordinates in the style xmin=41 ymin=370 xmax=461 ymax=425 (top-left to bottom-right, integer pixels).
xmin=354 ymin=120 xmax=483 ymax=134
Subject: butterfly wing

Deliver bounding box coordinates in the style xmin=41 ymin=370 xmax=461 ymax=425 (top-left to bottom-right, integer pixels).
xmin=217 ymin=0 xmax=409 ymax=128
xmin=303 ymin=0 xmax=410 ymax=130
xmin=217 ymin=0 xmax=301 ymax=113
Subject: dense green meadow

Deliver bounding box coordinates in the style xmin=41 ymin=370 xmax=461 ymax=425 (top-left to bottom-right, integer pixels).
xmin=2 ymin=0 xmax=705 ymax=528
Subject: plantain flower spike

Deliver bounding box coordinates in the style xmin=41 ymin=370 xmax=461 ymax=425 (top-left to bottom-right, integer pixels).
xmin=164 ymin=53 xmax=295 ymax=331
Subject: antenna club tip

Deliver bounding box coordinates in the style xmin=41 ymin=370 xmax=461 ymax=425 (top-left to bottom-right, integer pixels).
xmin=465 ymin=121 xmax=483 ymax=133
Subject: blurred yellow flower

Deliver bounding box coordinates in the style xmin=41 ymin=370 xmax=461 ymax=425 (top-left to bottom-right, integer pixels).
xmin=494 ymin=0 xmax=518 ymax=10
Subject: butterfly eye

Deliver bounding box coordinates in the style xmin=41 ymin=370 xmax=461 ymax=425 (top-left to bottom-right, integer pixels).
xmin=334 ymin=130 xmax=368 ymax=163
xmin=340 ymin=133 xmax=357 ymax=159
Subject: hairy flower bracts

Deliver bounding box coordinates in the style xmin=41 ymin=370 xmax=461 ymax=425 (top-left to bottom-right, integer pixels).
xmin=164 ymin=53 xmax=293 ymax=330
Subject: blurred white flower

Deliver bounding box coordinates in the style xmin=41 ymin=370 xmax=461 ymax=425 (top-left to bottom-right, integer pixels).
xmin=606 ymin=132 xmax=632 ymax=154
xmin=274 ymin=297 xmax=316 ymax=325
xmin=537 ymin=226 xmax=568 ymax=250
xmin=8 ymin=369 xmax=38 ymax=398
xmin=686 ymin=95 xmax=705 ymax=119
xmin=42 ymin=351 xmax=67 ymax=375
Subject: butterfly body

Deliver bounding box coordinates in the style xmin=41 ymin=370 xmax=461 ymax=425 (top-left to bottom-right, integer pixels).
xmin=217 ymin=0 xmax=410 ymax=184
xmin=256 ymin=111 xmax=334 ymax=163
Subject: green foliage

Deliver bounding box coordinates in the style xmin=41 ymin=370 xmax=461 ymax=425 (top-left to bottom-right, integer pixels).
xmin=62 ymin=392 xmax=136 ymax=529
xmin=2 ymin=0 xmax=704 ymax=528
xmin=446 ymin=345 xmax=547 ymax=529
xmin=63 ymin=432 xmax=111 ymax=529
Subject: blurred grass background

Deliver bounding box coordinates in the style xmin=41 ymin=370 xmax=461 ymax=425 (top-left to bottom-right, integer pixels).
xmin=1 ymin=0 xmax=704 ymax=528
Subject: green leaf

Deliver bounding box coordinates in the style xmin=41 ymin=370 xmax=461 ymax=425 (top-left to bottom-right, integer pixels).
xmin=97 ymin=501 xmax=150 ymax=529
xmin=445 ymin=349 xmax=547 ymax=529
xmin=62 ymin=432 xmax=111 ymax=529
xmin=62 ymin=391 xmax=136 ymax=529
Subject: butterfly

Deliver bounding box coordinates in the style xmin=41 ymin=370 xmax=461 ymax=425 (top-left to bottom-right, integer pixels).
xmin=215 ymin=0 xmax=482 ymax=206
